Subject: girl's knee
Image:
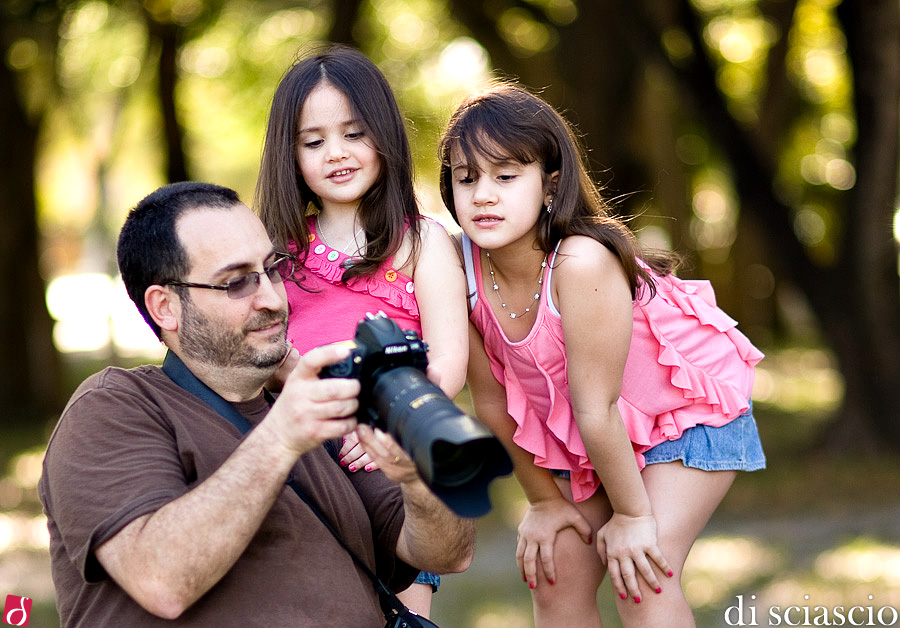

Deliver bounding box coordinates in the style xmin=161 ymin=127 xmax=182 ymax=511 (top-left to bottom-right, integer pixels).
xmin=530 ymin=581 xmax=561 ymax=608
xmin=615 ymin=584 xmax=695 ymax=628
xmin=532 ymin=582 xmax=603 ymax=628
xmin=531 ymin=561 xmax=605 ymax=616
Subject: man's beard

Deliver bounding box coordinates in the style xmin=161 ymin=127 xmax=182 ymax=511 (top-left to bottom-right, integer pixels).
xmin=178 ymin=298 xmax=289 ymax=370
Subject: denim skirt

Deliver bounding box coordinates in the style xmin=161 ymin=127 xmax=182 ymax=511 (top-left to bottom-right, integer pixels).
xmin=642 ymin=404 xmax=766 ymax=471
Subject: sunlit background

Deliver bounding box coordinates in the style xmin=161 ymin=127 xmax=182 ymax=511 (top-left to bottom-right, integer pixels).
xmin=3 ymin=0 xmax=900 ymax=626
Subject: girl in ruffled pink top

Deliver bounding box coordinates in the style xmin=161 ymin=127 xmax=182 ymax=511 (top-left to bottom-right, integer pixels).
xmin=255 ymin=45 xmax=468 ymax=619
xmin=439 ymin=82 xmax=765 ymax=628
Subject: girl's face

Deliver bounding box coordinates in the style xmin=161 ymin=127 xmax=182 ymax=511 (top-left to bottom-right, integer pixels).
xmin=450 ymin=145 xmax=554 ymax=252
xmin=296 ymin=82 xmax=382 ymax=213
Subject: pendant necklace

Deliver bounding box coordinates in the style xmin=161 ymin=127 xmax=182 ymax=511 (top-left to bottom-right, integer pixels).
xmin=485 ymin=251 xmax=548 ymax=319
xmin=316 ymin=215 xmax=365 ymax=255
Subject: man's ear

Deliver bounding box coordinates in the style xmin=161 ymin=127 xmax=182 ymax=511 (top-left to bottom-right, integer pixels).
xmin=145 ymin=285 xmax=180 ymax=333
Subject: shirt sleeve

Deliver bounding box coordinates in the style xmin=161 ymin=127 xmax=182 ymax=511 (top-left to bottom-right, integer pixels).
xmin=41 ymin=371 xmax=191 ymax=583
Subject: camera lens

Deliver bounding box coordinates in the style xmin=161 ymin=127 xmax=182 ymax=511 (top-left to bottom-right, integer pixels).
xmin=324 ymin=313 xmax=512 ymax=517
xmin=431 ymin=440 xmax=483 ymax=487
xmin=371 ymin=366 xmax=512 ymax=517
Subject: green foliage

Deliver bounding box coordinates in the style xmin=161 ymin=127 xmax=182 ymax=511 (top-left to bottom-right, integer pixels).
xmin=691 ymin=0 xmax=855 ymax=258
xmin=30 ymin=0 xmax=493 ymax=251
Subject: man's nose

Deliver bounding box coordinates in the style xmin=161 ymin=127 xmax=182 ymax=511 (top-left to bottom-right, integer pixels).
xmin=253 ymin=271 xmax=286 ymax=310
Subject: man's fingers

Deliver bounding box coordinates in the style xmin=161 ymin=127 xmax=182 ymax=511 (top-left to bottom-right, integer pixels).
xmin=356 ymin=426 xmax=404 ymax=463
xmin=317 ymin=398 xmax=359 ymax=421
xmin=306 ymin=378 xmax=360 ymax=405
xmin=322 ymin=418 xmax=359 ymax=443
xmin=289 ymin=342 xmax=353 ymax=379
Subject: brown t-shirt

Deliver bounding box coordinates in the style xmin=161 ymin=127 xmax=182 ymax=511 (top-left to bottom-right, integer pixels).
xmin=39 ymin=365 xmax=416 ymax=627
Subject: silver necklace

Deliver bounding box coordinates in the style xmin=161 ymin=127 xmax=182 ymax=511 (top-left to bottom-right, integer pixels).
xmin=485 ymin=251 xmax=547 ymax=319
xmin=316 ymin=215 xmax=365 ymax=255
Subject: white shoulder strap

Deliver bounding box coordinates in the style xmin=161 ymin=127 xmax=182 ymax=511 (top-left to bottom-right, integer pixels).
xmin=461 ymin=233 xmax=478 ymax=310
xmin=545 ymin=240 xmax=564 ymax=317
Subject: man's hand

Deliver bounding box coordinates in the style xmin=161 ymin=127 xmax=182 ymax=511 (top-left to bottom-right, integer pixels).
xmin=360 ymin=425 xmax=476 ymax=577
xmin=355 ymin=424 xmax=418 ymax=484
xmin=261 ymin=343 xmax=362 ymax=457
xmin=95 ymin=341 xmax=362 ymax=619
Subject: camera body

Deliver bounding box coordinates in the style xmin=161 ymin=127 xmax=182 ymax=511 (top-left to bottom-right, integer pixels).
xmin=319 ymin=312 xmax=430 ymax=423
xmin=320 ymin=312 xmax=511 ymax=517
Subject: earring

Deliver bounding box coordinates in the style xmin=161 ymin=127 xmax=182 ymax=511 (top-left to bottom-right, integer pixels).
xmin=546 ymin=198 xmax=553 ymax=213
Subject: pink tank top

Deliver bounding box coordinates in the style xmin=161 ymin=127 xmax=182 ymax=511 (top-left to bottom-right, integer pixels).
xmin=463 ymin=235 xmax=763 ymax=502
xmin=285 ymin=217 xmax=420 ymax=354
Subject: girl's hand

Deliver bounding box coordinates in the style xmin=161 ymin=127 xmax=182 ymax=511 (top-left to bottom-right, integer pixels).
xmin=424 ymin=364 xmax=443 ymax=391
xmin=596 ymin=512 xmax=673 ymax=602
xmin=265 ymin=344 xmax=298 ymax=393
xmin=516 ymin=497 xmax=593 ymax=588
xmin=339 ymin=430 xmax=377 ymax=472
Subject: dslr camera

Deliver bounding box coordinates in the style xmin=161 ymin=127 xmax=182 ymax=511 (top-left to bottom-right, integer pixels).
xmin=320 ymin=312 xmax=512 ymax=517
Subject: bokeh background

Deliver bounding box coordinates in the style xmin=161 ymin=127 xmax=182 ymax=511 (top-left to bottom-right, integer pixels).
xmin=2 ymin=1 xmax=899 ymax=626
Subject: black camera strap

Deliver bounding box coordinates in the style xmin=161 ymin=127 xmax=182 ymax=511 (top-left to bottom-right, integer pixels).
xmin=160 ymin=350 xmax=430 ymax=628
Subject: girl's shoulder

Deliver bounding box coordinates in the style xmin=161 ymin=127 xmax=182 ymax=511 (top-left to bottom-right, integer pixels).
xmin=415 ymin=214 xmax=456 ymax=240
xmin=395 ymin=215 xmax=458 ymax=276
xmin=554 ymin=234 xmax=624 ymax=273
xmin=403 ymin=215 xmax=459 ymax=255
xmin=551 ymin=235 xmax=631 ymax=305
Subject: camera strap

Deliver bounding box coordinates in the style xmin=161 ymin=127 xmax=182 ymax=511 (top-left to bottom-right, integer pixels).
xmin=160 ymin=350 xmax=430 ymax=628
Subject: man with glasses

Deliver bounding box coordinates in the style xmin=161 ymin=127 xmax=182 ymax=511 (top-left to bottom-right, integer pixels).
xmin=38 ymin=182 xmax=475 ymax=627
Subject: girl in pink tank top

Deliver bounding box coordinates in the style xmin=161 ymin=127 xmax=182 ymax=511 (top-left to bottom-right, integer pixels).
xmin=255 ymin=45 xmax=468 ymax=618
xmin=439 ymin=82 xmax=764 ymax=627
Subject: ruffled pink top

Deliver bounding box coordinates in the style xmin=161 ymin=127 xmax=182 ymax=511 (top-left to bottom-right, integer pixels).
xmin=286 ymin=217 xmax=420 ymax=354
xmin=464 ymin=236 xmax=764 ymax=502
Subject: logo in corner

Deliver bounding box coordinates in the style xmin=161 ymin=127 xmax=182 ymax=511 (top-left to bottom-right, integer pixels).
xmin=3 ymin=595 xmax=31 ymax=627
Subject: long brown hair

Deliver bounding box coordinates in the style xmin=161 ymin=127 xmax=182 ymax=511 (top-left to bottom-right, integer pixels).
xmin=439 ymin=82 xmax=679 ymax=298
xmin=255 ymin=44 xmax=420 ymax=282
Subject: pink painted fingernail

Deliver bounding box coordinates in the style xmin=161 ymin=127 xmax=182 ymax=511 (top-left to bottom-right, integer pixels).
xmin=655 ymin=587 xmax=662 ymax=594
xmin=523 ymin=575 xmax=528 ymax=582
xmin=529 ymin=583 xmax=535 ymax=589
xmin=364 ymin=465 xmax=372 ymax=472
xmin=620 ymin=593 xmax=627 ymax=600
xmin=348 ymin=465 xmax=356 ymax=472
xmin=548 ymin=579 xmax=555 ymax=585
xmin=667 ymin=570 xmax=674 ymax=577
xmin=634 ymin=597 xmax=641 ymax=604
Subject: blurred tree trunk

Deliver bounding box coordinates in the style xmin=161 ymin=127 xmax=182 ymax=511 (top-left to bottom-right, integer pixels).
xmin=142 ymin=8 xmax=190 ymax=183
xmin=140 ymin=0 xmax=368 ymax=184
xmin=654 ymin=0 xmax=900 ymax=449
xmin=830 ymin=0 xmax=900 ymax=448
xmin=448 ymin=0 xmax=900 ymax=450
xmin=448 ymin=0 xmax=648 ymax=196
xmin=0 ymin=9 xmax=63 ymax=425
xmin=330 ymin=0 xmax=365 ymax=44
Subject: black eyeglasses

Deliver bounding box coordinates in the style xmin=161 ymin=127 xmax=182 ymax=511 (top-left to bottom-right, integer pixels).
xmin=166 ymin=252 xmax=295 ymax=299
